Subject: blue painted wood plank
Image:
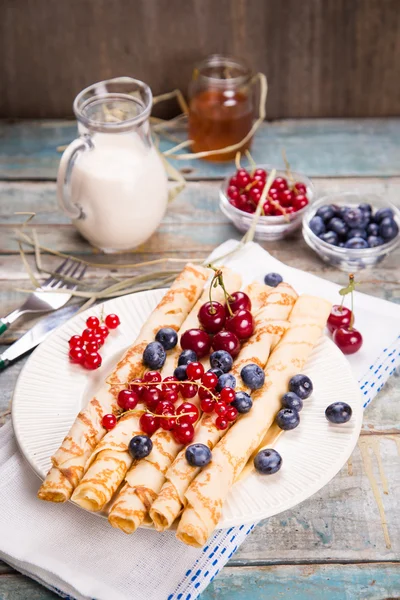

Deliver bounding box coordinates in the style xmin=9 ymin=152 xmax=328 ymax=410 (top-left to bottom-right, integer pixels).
xmin=1 ymin=119 xmax=400 ymax=180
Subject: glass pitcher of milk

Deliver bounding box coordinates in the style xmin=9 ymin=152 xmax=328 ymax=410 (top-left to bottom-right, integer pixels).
xmin=57 ymin=77 xmax=168 ymax=252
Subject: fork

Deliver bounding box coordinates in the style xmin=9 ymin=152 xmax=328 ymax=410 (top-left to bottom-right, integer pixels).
xmin=0 ymin=258 xmax=87 ymax=336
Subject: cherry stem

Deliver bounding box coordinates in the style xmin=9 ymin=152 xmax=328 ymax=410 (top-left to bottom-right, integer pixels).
xmin=207 ymin=264 xmax=234 ymax=316
xmin=350 ymin=288 xmax=354 ymax=330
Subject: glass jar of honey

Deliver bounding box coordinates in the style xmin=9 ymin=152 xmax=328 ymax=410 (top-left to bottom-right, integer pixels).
xmin=188 ymin=55 xmax=254 ymax=162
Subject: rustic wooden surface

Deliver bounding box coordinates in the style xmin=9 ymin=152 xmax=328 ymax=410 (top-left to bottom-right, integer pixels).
xmin=0 ymin=119 xmax=399 ymax=599
xmin=1 ymin=0 xmax=400 ymax=120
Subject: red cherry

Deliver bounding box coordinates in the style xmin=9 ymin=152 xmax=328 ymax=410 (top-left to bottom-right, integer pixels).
xmin=173 ymin=421 xmax=195 ymax=444
xmin=140 ymin=412 xmax=160 ymax=435
xmin=69 ymin=346 xmax=85 ymax=364
xmin=199 ymin=386 xmax=213 ymax=400
xmin=212 ymin=330 xmax=241 ymax=358
xmin=225 ymin=291 xmax=251 ymax=316
xmin=144 ymin=371 xmax=162 ymax=384
xmin=176 ymin=402 xmax=199 ymax=424
xmin=179 ymin=382 xmax=197 ymax=399
xmin=293 ymin=182 xmax=307 ymax=194
xmin=69 ymin=335 xmax=84 ymax=348
xmin=226 ymin=406 xmax=238 ymax=422
xmin=180 ymin=329 xmax=211 ymax=359
xmin=97 ymin=324 xmax=109 ymax=339
xmin=327 ymin=305 xmax=353 ymax=334
xmin=292 ymin=194 xmax=309 ymax=211
xmin=273 ymin=177 xmax=288 ymax=191
xmin=83 ymin=352 xmax=102 ymax=370
xmin=186 ymin=361 xmax=205 ymax=381
xmin=82 ymin=328 xmax=96 ymax=343
xmin=226 ymin=309 xmax=254 ymax=340
xmin=200 ymin=397 xmax=214 ymax=413
xmin=198 ymin=301 xmax=226 ymax=334
xmin=229 ymin=175 xmax=239 ymax=187
xmin=162 ymin=376 xmax=179 ymax=392
xmin=220 ymin=387 xmax=235 ymax=404
xmin=102 ymin=414 xmax=117 ymax=430
xmin=105 ymin=313 xmax=120 ymax=329
xmin=129 ymin=378 xmax=145 ymax=396
xmin=161 ymin=388 xmax=179 ymax=404
xmin=85 ymin=341 xmax=100 ymax=354
xmin=279 ymin=189 xmax=294 ymax=207
xmin=86 ymin=316 xmax=100 ymax=330
xmin=215 ymin=416 xmax=229 ymax=430
xmin=143 ymin=386 xmax=162 ymax=410
xmin=215 ymin=401 xmax=227 ymax=416
xmin=333 ymin=327 xmax=363 ymax=355
xmin=236 ymin=169 xmax=251 ymax=188
xmin=201 ymin=371 xmax=218 ymax=390
xmin=227 ymin=186 xmax=239 ymax=202
xmin=117 ymin=389 xmax=139 ymax=410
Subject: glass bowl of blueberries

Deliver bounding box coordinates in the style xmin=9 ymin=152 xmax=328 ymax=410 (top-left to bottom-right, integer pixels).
xmin=303 ymin=193 xmax=400 ymax=271
xmin=219 ymin=165 xmax=315 ymax=241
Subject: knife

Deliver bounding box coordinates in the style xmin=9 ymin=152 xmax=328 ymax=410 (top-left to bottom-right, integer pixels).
xmin=0 ymin=304 xmax=81 ymax=370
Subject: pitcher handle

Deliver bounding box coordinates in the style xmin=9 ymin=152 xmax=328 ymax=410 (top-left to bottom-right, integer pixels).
xmin=57 ymin=135 xmax=93 ymax=220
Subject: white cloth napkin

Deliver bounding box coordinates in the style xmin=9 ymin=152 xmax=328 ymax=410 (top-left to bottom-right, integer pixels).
xmin=0 ymin=240 xmax=399 ymax=600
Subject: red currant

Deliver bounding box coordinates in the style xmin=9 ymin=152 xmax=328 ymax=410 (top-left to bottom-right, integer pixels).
xmin=201 ymin=371 xmax=218 ymax=389
xmin=292 ymin=194 xmax=308 ymax=211
xmin=161 ymin=376 xmax=179 ymax=392
xmin=198 ymin=301 xmax=226 ymax=334
xmin=186 ymin=361 xmax=205 ymax=381
xmin=236 ymin=169 xmax=251 ymax=188
xmin=226 ymin=406 xmax=238 ymax=422
xmin=226 ymin=309 xmax=254 ymax=340
xmin=327 ymin=305 xmax=353 ymax=334
xmin=253 ymin=168 xmax=267 ymax=180
xmin=117 ymin=389 xmax=139 ymax=410
xmin=229 ymin=175 xmax=239 ymax=187
xmin=82 ymin=328 xmax=96 ymax=343
xmin=179 ymin=382 xmax=197 ymax=399
xmin=155 ymin=399 xmax=175 ymax=415
xmin=84 ymin=352 xmax=102 ymax=370
xmin=220 ymin=387 xmax=235 ymax=404
xmin=140 ymin=412 xmax=160 ymax=435
xmin=161 ymin=388 xmax=179 ymax=404
xmin=200 ymin=398 xmax=214 ymax=413
xmin=285 ymin=206 xmax=295 ymax=214
xmin=92 ymin=331 xmax=105 ymax=348
xmin=176 ymin=402 xmax=199 ymax=424
xmin=273 ymin=177 xmax=288 ymax=191
xmin=225 ymin=291 xmax=251 ymax=316
xmin=180 ymin=329 xmax=211 ymax=359
xmin=97 ymin=324 xmax=109 ymax=339
xmin=333 ymin=327 xmax=363 ymax=355
xmin=69 ymin=335 xmax=84 ymax=348
xmin=85 ymin=341 xmax=99 ymax=354
xmin=215 ymin=416 xmax=229 ymax=430
xmin=143 ymin=386 xmax=162 ymax=410
xmin=173 ymin=421 xmax=195 ymax=444
xmin=293 ymin=181 xmax=307 ymax=194
xmin=144 ymin=371 xmax=162 ymax=384
xmin=102 ymin=414 xmax=117 ymax=430
xmin=86 ymin=316 xmax=100 ymax=330
xmin=129 ymin=378 xmax=145 ymax=396
xmin=268 ymin=187 xmax=279 ymax=199
xmin=227 ymin=186 xmax=239 ymax=202
xmin=199 ymin=387 xmax=213 ymax=400
xmin=215 ymin=402 xmax=227 ymax=416
xmin=105 ymin=313 xmax=120 ymax=329
xmin=279 ymin=189 xmax=294 ymax=207
xmin=212 ymin=330 xmax=241 ymax=358
xmin=263 ymin=201 xmax=273 ymax=215
xmin=249 ymin=187 xmax=262 ymax=204
xmin=69 ymin=346 xmax=85 ymax=365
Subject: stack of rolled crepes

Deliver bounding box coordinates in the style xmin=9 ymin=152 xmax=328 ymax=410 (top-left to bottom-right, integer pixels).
xmin=175 ymin=294 xmax=332 ymax=547
xmin=37 ymin=263 xmax=209 ymax=502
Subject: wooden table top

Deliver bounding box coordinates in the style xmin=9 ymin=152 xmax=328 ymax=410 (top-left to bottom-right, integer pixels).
xmin=0 ymin=119 xmax=399 ymax=600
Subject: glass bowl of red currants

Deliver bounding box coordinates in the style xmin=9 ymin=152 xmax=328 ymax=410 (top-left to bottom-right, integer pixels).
xmin=303 ymin=193 xmax=400 ymax=271
xmin=219 ymin=165 xmax=315 ymax=241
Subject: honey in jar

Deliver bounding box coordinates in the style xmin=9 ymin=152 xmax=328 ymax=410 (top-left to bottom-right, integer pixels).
xmin=188 ymin=55 xmax=254 ymax=162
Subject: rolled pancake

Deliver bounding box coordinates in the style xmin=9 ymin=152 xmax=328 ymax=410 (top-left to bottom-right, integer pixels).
xmin=72 ymin=269 xmax=242 ymax=513
xmin=37 ymin=263 xmax=208 ymax=502
xmin=176 ymin=294 xmax=332 ymax=547
xmin=150 ymin=283 xmax=298 ymax=531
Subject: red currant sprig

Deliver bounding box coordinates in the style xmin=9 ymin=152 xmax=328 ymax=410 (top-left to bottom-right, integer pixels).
xmin=68 ymin=311 xmax=120 ymax=370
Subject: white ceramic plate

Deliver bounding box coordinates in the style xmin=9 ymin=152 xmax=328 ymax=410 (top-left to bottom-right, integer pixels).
xmin=12 ymin=289 xmax=362 ymax=528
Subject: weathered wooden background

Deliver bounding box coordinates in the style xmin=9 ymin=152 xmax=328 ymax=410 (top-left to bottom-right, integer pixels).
xmin=1 ymin=0 xmax=400 ymax=119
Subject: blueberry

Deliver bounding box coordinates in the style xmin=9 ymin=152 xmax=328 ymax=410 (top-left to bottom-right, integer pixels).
xmin=368 ymin=235 xmax=384 ymax=247
xmin=276 ymin=408 xmax=300 ymax=430
xmin=374 ymin=207 xmax=394 ymax=223
xmin=216 ymin=373 xmax=236 ymax=392
xmin=174 ymin=364 xmax=187 ymax=381
xmin=232 ymin=391 xmax=253 ymax=414
xmin=185 ymin=443 xmax=212 ymax=467
xmin=208 ymin=367 xmax=224 ymax=379
xmin=379 ymin=217 xmax=399 ymax=241
xmin=359 ymin=203 xmax=372 ymax=216
xmin=143 ymin=341 xmax=166 ymax=369
xmin=178 ymin=349 xmax=198 ymax=366
xmin=128 ymin=435 xmax=153 ymax=459
xmin=155 ymin=327 xmax=178 ymax=350
xmin=339 ymin=242 xmax=345 ymax=247
xmin=316 ymin=205 xmax=336 ymax=222
xmin=241 ymin=363 xmax=265 ymax=390
xmin=343 ymin=207 xmax=365 ymax=228
xmin=327 ymin=217 xmax=348 ymax=237
xmin=210 ymin=350 xmax=233 ymax=373
xmin=254 ymin=448 xmax=282 ymax=475
xmin=289 ymin=374 xmax=313 ymax=399
xmin=281 ymin=391 xmax=303 ymax=412
xmin=264 ymin=272 xmax=283 ymax=287
xmin=325 ymin=402 xmax=352 ymax=424
xmin=347 ymin=227 xmax=367 ymax=240
xmin=367 ymin=222 xmax=380 ymax=236
xmin=344 ymin=237 xmax=369 ymax=249
xmin=309 ymin=215 xmax=326 ymax=236
xmin=319 ymin=231 xmax=339 ymax=245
